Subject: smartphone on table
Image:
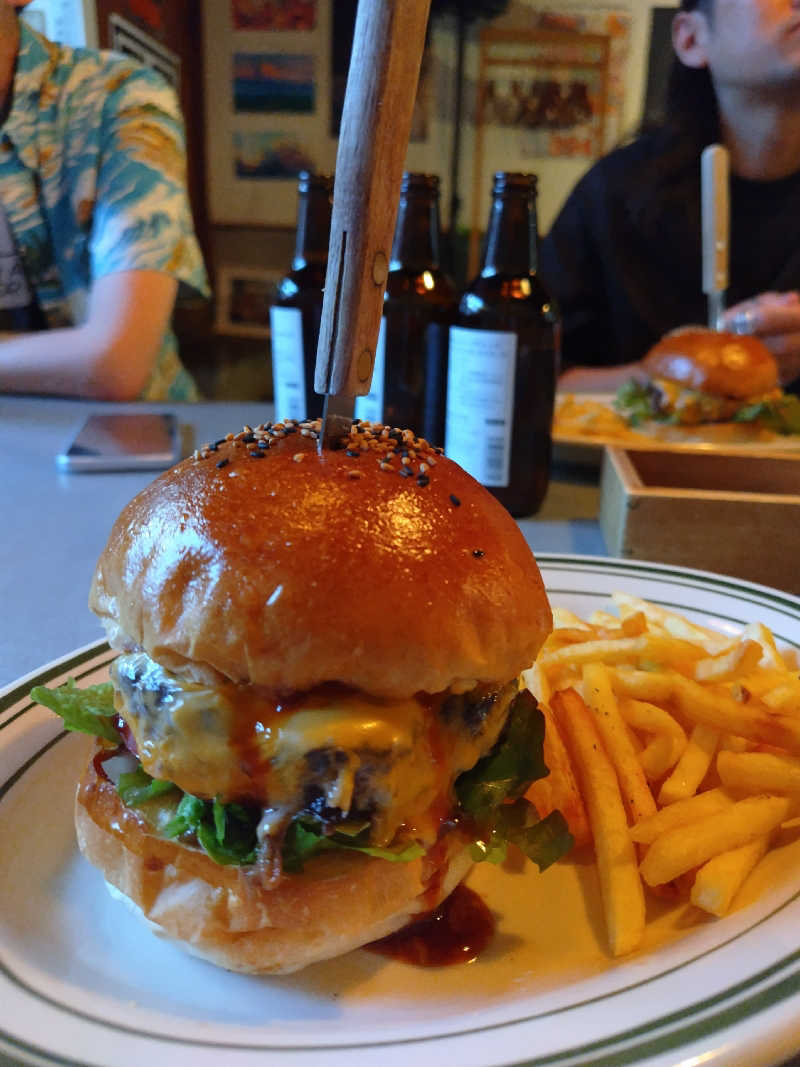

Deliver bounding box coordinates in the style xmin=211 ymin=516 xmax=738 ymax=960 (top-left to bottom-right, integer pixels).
xmin=55 ymin=413 xmax=181 ymax=472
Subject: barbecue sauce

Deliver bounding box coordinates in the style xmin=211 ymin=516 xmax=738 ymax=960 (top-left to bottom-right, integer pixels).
xmin=367 ymin=884 xmax=495 ymax=967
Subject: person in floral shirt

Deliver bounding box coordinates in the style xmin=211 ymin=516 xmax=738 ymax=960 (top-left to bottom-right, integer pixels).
xmin=0 ymin=3 xmax=209 ymax=400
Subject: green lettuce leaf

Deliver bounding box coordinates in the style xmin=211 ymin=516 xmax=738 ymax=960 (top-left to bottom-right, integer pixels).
xmin=614 ymin=379 xmax=666 ymax=426
xmin=457 ymin=690 xmax=574 ymax=872
xmin=161 ymin=791 xmax=259 ymax=866
xmin=455 ymin=688 xmax=547 ymax=819
xmin=117 ymin=765 xmax=177 ymax=806
xmin=734 ymin=394 xmax=800 ymax=435
xmin=30 ymin=679 xmax=120 ymax=743
xmin=282 ymin=814 xmax=425 ymax=874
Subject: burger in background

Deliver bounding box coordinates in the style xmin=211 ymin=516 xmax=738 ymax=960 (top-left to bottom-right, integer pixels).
xmin=32 ymin=418 xmax=571 ymax=974
xmin=616 ymin=327 xmax=800 ymax=433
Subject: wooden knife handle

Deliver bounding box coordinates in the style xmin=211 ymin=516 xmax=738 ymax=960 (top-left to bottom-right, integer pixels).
xmin=314 ymin=0 xmax=431 ymax=397
xmin=701 ymin=143 xmax=730 ymax=296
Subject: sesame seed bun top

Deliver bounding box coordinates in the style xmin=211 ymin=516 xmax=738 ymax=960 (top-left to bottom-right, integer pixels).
xmin=89 ymin=419 xmax=552 ymax=698
xmin=643 ymin=327 xmax=778 ymax=399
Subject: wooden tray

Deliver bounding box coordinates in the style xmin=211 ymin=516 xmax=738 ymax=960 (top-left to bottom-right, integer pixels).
xmin=599 ymin=447 xmax=800 ymax=594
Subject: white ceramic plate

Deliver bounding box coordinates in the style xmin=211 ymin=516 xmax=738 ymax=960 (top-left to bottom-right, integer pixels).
xmin=553 ymin=392 xmax=800 ymax=464
xmin=2 ymin=556 xmax=799 ymax=1067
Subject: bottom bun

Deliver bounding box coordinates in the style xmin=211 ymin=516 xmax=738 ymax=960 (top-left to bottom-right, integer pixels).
xmin=75 ymin=758 xmax=474 ymax=974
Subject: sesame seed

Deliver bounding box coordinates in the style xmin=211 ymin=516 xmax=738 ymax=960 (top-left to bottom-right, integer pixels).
xmin=347 ymin=469 xmax=362 ymax=479
xmin=249 ymin=449 xmax=266 ymax=459
xmin=345 ymin=449 xmax=360 ymax=458
xmin=450 ymin=494 xmax=461 ymax=507
xmin=293 ymin=452 xmax=304 ymax=463
xmin=216 ymin=457 xmax=229 ymax=469
xmin=398 ymin=466 xmax=413 ymax=478
xmin=472 ymin=549 xmax=484 ymax=558
xmin=416 ymin=473 xmax=430 ymax=487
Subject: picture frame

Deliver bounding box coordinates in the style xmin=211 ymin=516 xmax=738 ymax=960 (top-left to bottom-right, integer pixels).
xmin=214 ymin=266 xmax=281 ymax=339
xmin=469 ymin=18 xmax=630 ymax=271
xmin=202 ymin=0 xmax=335 ymax=226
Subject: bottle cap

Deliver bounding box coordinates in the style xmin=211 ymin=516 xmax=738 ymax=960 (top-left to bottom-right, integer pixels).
xmin=492 ymin=172 xmax=537 ymax=195
xmin=298 ymin=171 xmax=334 ymax=194
xmin=401 ymin=172 xmax=440 ymax=193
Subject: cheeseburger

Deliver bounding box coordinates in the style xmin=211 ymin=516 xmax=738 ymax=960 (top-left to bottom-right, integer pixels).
xmin=616 ymin=327 xmax=784 ymax=426
xmin=34 ymin=418 xmax=570 ymax=974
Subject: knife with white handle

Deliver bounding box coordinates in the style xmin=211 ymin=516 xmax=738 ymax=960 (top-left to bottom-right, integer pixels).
xmin=701 ymin=143 xmax=730 ymax=331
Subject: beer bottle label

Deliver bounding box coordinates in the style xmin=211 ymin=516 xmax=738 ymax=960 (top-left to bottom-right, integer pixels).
xmin=445 ymin=326 xmax=516 ymax=487
xmin=354 ymin=317 xmax=387 ymax=424
xmin=269 ymin=306 xmax=307 ymax=422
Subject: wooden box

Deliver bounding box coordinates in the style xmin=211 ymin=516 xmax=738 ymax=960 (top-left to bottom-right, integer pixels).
xmin=599 ymin=447 xmax=800 ymax=594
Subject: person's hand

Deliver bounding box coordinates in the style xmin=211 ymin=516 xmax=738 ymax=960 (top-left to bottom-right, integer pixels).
xmin=721 ymin=291 xmax=800 ymax=387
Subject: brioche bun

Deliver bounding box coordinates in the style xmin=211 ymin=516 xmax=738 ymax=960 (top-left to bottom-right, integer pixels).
xmin=78 ymin=419 xmax=553 ymax=974
xmin=89 ymin=423 xmax=551 ymax=698
xmin=643 ymin=327 xmax=777 ymax=399
xmin=76 ymin=757 xmax=474 ymax=974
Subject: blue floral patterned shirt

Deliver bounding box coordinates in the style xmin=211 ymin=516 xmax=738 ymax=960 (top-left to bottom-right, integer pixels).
xmin=0 ymin=22 xmax=209 ymax=400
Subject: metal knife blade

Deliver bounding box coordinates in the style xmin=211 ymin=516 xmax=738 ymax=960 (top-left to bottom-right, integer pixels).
xmin=701 ymin=143 xmax=730 ymax=331
xmin=320 ymin=393 xmax=356 ymax=451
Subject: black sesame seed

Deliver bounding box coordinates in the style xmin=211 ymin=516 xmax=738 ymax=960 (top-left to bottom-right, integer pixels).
xmin=450 ymin=494 xmax=461 ymax=507
xmin=249 ymin=449 xmax=266 ymax=458
xmin=472 ymin=549 xmax=485 ymax=558
xmin=257 ymin=439 xmax=270 ymax=449
xmin=416 ymin=474 xmax=430 ymax=487
xmin=242 ymin=432 xmax=256 ymax=443
xmin=213 ymin=438 xmax=226 ymax=448
xmin=398 ymin=466 xmax=413 ymax=478
xmin=216 ymin=457 xmax=229 ymax=469
xmin=345 ymin=449 xmax=360 ymax=458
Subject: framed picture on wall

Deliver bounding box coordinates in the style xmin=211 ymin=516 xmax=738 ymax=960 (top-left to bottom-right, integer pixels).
xmin=469 ymin=12 xmax=631 ymax=272
xmin=214 ymin=266 xmax=281 ymax=339
xmin=202 ymin=0 xmax=335 ymax=226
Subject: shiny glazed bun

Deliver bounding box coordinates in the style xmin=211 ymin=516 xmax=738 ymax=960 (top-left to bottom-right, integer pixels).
xmin=76 ymin=757 xmax=474 ymax=975
xmin=72 ymin=418 xmax=560 ymax=975
xmin=643 ymin=327 xmax=778 ymax=399
xmin=90 ymin=420 xmax=551 ymax=698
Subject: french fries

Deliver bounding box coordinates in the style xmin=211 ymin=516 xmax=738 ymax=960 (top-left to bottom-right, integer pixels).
xmin=529 ymin=593 xmax=800 ymax=958
xmin=552 ymin=688 xmax=645 ymax=957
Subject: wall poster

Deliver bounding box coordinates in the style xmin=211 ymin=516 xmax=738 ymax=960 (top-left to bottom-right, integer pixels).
xmin=202 ymin=0 xmax=333 ymax=226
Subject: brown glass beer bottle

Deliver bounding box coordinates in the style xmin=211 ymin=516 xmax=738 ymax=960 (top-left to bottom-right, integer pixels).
xmin=269 ymin=171 xmax=333 ymax=420
xmin=354 ymin=173 xmax=456 ymax=444
xmin=445 ymin=172 xmax=560 ymax=516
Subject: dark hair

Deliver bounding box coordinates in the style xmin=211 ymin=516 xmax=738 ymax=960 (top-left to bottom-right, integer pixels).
xmin=630 ymin=0 xmax=718 ymax=231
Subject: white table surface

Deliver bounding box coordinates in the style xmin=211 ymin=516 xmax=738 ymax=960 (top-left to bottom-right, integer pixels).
xmin=0 ymin=395 xmax=606 ymax=692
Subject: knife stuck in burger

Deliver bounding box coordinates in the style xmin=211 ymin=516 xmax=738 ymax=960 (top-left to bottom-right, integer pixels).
xmin=32 ymin=417 xmax=570 ymax=973
xmin=30 ymin=0 xmax=572 ymax=975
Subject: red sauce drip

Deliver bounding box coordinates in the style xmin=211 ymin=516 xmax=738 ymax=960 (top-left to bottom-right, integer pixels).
xmin=367 ymin=884 xmax=495 ymax=967
xmin=92 ymin=744 xmax=123 ymax=780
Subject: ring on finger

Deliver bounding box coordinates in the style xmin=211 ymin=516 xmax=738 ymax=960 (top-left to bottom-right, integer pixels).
xmin=731 ymin=305 xmax=758 ymax=335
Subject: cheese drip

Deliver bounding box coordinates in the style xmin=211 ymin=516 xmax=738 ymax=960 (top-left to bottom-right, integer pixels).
xmin=111 ymin=653 xmax=515 ymax=848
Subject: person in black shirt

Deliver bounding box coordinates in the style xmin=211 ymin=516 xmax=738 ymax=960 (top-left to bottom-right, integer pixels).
xmin=540 ymin=0 xmax=800 ymax=391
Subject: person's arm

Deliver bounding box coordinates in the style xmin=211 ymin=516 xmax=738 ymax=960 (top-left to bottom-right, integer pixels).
xmin=0 ymin=269 xmax=177 ymax=399
xmin=721 ymin=291 xmax=800 ymax=387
